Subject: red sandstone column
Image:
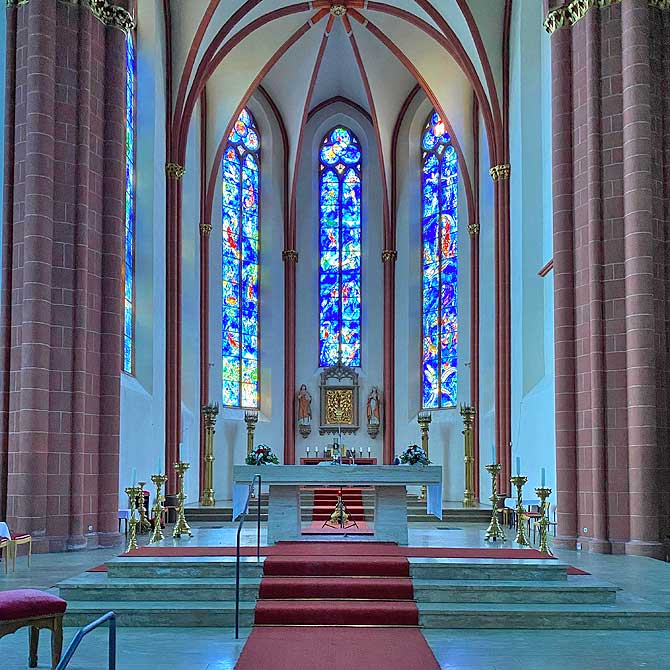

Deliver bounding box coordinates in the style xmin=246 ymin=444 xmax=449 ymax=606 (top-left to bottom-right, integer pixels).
xmin=620 ymin=0 xmax=661 ymax=558
xmin=283 ymin=253 xmax=297 ymax=464
xmin=550 ymin=18 xmax=578 ymax=550
xmin=382 ymin=253 xmax=396 ymax=465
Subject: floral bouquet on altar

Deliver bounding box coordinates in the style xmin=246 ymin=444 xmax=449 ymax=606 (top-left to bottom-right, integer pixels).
xmin=398 ymin=444 xmax=431 ymax=466
xmin=245 ymin=444 xmax=279 ymax=466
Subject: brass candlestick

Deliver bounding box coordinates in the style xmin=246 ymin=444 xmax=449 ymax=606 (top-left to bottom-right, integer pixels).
xmin=124 ymin=485 xmax=141 ymax=552
xmin=534 ymin=486 xmax=553 ymax=555
xmin=172 ymin=461 xmax=193 ymax=539
xmin=484 ymin=464 xmax=506 ymax=542
xmin=201 ymin=403 xmax=219 ymax=506
xmin=510 ymin=475 xmax=529 ymax=546
xmin=417 ymin=411 xmax=432 ymax=499
xmin=136 ymin=482 xmax=152 ymax=533
xmin=460 ymin=404 xmax=476 ymax=507
xmin=149 ymin=473 xmax=167 ymax=544
xmin=244 ymin=410 xmax=259 ymax=456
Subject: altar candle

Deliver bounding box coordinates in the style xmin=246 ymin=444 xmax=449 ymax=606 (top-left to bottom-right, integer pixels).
xmin=157 ymin=456 xmax=162 ymax=475
xmin=491 ymin=444 xmax=495 ymax=465
xmin=541 ymin=467 xmax=546 ymax=487
xmin=368 ymin=447 xmax=371 ymax=456
xmin=131 ymin=467 xmax=136 ymax=487
xmin=306 ymin=447 xmax=310 ymax=456
xmin=315 ymin=448 xmax=319 ymax=457
xmin=359 ymin=447 xmax=363 ymax=457
xmin=178 ymin=442 xmax=183 ymax=463
xmin=516 ymin=457 xmax=521 ymax=476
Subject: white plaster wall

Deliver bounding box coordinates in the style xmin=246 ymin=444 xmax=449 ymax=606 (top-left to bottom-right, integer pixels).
xmin=208 ymin=94 xmax=286 ymax=502
xmin=508 ymin=0 xmax=556 ymax=500
xmin=119 ymin=0 xmax=169 ymax=497
xmin=295 ymin=105 xmax=384 ymax=461
xmin=394 ymin=93 xmax=473 ymax=502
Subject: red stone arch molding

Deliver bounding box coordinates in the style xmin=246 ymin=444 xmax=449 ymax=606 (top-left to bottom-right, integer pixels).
xmin=165 ymin=0 xmax=512 ymax=490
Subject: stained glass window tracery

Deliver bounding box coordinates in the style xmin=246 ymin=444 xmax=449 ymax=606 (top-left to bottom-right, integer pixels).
xmin=222 ymin=108 xmax=260 ymax=408
xmin=319 ymin=127 xmax=362 ymax=367
xmin=123 ymin=30 xmax=136 ymax=375
xmin=421 ymin=111 xmax=458 ymax=408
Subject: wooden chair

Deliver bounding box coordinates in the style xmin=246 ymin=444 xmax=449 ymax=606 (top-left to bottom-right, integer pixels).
xmin=0 ymin=589 xmax=66 ymax=669
xmin=10 ymin=531 xmax=32 ymax=570
xmin=0 ymin=536 xmax=10 ymax=575
xmin=532 ymin=503 xmax=558 ymax=544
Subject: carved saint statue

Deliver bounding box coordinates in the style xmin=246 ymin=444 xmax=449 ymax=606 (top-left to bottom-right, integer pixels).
xmin=297 ymin=384 xmax=312 ymax=438
xmin=366 ymin=387 xmax=381 ymax=438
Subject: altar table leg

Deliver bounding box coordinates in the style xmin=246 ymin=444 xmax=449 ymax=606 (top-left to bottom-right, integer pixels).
xmin=267 ymin=485 xmax=301 ymax=545
xmin=374 ymin=486 xmax=409 ymax=545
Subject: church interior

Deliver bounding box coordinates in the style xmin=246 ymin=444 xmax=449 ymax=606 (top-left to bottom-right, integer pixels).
xmin=1 ymin=0 xmax=670 ymax=668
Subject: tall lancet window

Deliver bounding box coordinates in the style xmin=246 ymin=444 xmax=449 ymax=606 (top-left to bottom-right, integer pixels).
xmin=421 ymin=111 xmax=458 ymax=408
xmin=221 ymin=108 xmax=260 ymax=408
xmin=319 ymin=127 xmax=362 ymax=367
xmin=123 ymin=30 xmax=136 ymax=375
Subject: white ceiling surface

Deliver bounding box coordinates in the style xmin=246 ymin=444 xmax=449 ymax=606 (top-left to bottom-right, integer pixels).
xmin=171 ymin=1 xmax=503 ymax=174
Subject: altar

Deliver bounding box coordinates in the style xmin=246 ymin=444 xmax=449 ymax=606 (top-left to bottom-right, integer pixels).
xmin=233 ymin=465 xmax=442 ymax=545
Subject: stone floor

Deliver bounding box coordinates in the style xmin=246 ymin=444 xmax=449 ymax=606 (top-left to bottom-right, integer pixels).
xmin=1 ymin=521 xmax=669 ymax=669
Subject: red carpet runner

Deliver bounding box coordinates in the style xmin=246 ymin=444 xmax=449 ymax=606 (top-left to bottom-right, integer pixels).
xmin=235 ymin=542 xmax=440 ymax=670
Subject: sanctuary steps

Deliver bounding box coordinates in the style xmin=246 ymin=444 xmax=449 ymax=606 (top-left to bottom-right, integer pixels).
xmin=58 ymin=552 xmax=670 ymax=630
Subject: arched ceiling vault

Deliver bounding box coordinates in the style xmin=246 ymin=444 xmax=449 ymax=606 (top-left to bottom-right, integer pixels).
xmin=168 ymin=1 xmax=506 ymax=233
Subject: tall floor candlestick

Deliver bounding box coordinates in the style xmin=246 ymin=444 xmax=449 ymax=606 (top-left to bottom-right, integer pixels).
xmin=418 ymin=411 xmax=432 ymax=499
xmin=244 ymin=410 xmax=259 ymax=456
xmin=460 ymin=404 xmax=477 ymax=507
xmin=173 ymin=461 xmax=193 ymax=538
xmin=201 ymin=403 xmax=219 ymax=506
xmin=149 ymin=473 xmax=168 ymax=544
xmin=124 ymin=485 xmax=141 ymax=552
xmin=534 ymin=486 xmax=553 ymax=555
xmin=510 ymin=475 xmax=529 ymax=546
xmin=484 ymin=464 xmax=506 ymax=542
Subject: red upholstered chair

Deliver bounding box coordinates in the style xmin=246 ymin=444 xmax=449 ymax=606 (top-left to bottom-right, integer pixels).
xmin=0 ymin=589 xmax=66 ymax=669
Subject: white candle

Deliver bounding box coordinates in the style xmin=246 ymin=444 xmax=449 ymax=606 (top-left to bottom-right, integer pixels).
xmin=541 ymin=467 xmax=546 ymax=487
xmin=178 ymin=442 xmax=183 ymax=463
xmin=491 ymin=444 xmax=495 ymax=465
xmin=131 ymin=467 xmax=136 ymax=487
xmin=359 ymin=447 xmax=363 ymax=457
xmin=156 ymin=456 xmax=162 ymax=474
xmin=368 ymin=447 xmax=371 ymax=456
xmin=516 ymin=457 xmax=521 ymax=476
xmin=306 ymin=447 xmax=310 ymax=456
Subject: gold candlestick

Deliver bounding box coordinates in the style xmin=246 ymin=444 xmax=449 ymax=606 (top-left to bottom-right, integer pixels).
xmin=510 ymin=475 xmax=529 ymax=546
xmin=201 ymin=403 xmax=219 ymax=506
xmin=149 ymin=473 xmax=167 ymax=544
xmin=417 ymin=411 xmax=432 ymax=499
xmin=124 ymin=485 xmax=141 ymax=552
xmin=136 ymin=482 xmax=152 ymax=533
xmin=484 ymin=464 xmax=506 ymax=542
xmin=173 ymin=461 xmax=193 ymax=539
xmin=244 ymin=410 xmax=259 ymax=456
xmin=460 ymin=404 xmax=477 ymax=507
xmin=534 ymin=486 xmax=553 ymax=555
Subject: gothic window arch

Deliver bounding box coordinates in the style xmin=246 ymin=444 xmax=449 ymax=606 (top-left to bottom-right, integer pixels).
xmin=221 ymin=108 xmax=261 ymax=408
xmin=318 ymin=126 xmax=362 ymax=367
xmin=123 ymin=28 xmax=136 ymax=375
xmin=421 ymin=111 xmax=458 ymax=408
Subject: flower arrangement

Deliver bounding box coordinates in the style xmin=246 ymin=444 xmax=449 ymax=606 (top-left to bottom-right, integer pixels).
xmin=398 ymin=444 xmax=431 ymax=465
xmin=245 ymin=444 xmax=279 ymax=466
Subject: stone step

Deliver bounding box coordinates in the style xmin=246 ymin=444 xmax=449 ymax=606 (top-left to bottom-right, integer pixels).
xmin=409 ymin=558 xmax=568 ymax=582
xmin=62 ymin=600 xmax=256 ymax=628
xmin=412 ymin=577 xmax=618 ymax=604
xmin=417 ymin=595 xmax=670 ymax=630
xmin=106 ymin=556 xmax=265 ymax=580
xmin=58 ymin=573 xmax=261 ymax=602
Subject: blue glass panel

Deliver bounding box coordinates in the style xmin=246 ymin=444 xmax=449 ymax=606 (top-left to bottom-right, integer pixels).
xmin=222 ymin=108 xmax=260 ymax=407
xmin=319 ymin=127 xmax=362 ymax=367
xmin=421 ymin=110 xmax=458 ymax=408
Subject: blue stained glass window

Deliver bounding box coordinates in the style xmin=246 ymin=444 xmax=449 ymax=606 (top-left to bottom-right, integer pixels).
xmin=222 ymin=108 xmax=260 ymax=408
xmin=123 ymin=31 xmax=136 ymax=375
xmin=319 ymin=127 xmax=362 ymax=367
xmin=421 ymin=111 xmax=458 ymax=408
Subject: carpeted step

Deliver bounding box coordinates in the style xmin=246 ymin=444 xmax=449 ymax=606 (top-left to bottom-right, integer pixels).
xmin=254 ymin=599 xmax=419 ymax=626
xmin=259 ymin=577 xmax=413 ymax=600
xmin=263 ymin=556 xmax=410 ymax=578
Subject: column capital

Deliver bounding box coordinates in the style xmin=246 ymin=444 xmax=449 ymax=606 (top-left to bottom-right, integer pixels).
xmin=199 ymin=222 xmax=213 ymax=236
xmin=381 ymin=249 xmax=398 ymax=263
xmin=468 ymin=223 xmax=480 ymax=236
xmin=489 ymin=163 xmax=511 ymax=181
xmin=8 ymin=1 xmax=137 ymax=33
xmin=165 ymin=162 xmax=186 ymax=180
xmin=282 ymin=249 xmax=299 ymax=263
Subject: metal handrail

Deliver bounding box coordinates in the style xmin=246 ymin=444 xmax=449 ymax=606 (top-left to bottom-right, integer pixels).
xmin=235 ymin=473 xmax=262 ymax=639
xmin=56 ymin=611 xmax=116 ymax=670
